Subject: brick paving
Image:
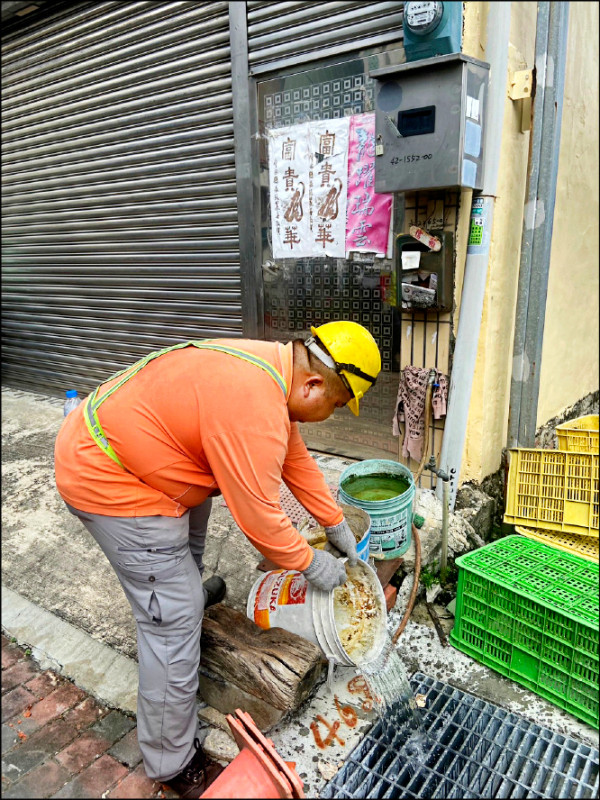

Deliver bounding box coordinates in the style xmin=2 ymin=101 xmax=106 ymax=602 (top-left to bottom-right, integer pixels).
xmin=1 ymin=634 xmax=180 ymax=799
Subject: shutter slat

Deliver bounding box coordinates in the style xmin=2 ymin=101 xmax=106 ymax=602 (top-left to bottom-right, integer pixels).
xmin=2 ymin=0 xmax=241 ymax=397
xmin=247 ymin=0 xmax=403 ymax=70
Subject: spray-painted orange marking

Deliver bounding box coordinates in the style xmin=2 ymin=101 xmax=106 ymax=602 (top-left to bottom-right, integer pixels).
xmin=310 ymin=715 xmax=345 ymax=748
xmin=334 ymin=695 xmax=358 ymax=728
xmin=347 ymin=675 xmax=374 ymax=711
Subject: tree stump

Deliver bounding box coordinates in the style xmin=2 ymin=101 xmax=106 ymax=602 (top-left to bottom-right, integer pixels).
xmin=199 ymin=604 xmax=325 ymax=730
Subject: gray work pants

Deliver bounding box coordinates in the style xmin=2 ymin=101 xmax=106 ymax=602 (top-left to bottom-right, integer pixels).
xmin=65 ymin=499 xmax=212 ymax=781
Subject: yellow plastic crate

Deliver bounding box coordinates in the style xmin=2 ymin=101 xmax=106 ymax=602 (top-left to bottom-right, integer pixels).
xmin=505 ymin=448 xmax=599 ymax=536
xmin=556 ymin=414 xmax=599 ymax=454
xmin=515 ymin=525 xmax=599 ymax=563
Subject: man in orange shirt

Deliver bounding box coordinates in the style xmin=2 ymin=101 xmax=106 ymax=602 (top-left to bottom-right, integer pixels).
xmin=55 ymin=321 xmax=381 ymax=798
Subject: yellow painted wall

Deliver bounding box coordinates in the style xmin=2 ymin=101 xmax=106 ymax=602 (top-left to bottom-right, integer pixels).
xmin=460 ymin=2 xmax=538 ymax=483
xmin=537 ymin=2 xmax=600 ymax=426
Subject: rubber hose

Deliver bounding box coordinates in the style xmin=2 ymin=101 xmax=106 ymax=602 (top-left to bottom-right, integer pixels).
xmin=391 ymin=523 xmax=422 ymax=644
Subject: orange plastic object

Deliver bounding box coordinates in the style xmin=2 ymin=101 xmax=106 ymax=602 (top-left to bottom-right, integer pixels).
xmin=200 ymin=747 xmax=290 ymax=799
xmin=234 ymin=709 xmax=304 ymax=798
xmin=200 ymin=709 xmax=305 ymax=799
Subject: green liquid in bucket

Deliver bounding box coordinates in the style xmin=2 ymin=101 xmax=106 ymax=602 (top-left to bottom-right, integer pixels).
xmin=341 ymin=473 xmax=411 ymax=503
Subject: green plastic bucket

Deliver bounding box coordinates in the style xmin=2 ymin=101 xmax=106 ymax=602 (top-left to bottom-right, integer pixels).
xmin=338 ymin=459 xmax=416 ymax=559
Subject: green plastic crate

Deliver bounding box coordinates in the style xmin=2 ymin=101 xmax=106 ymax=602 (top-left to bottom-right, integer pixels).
xmin=450 ymin=535 xmax=599 ymax=728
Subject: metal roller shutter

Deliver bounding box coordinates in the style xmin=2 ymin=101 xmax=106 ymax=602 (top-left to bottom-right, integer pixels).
xmin=2 ymin=0 xmax=239 ymax=396
xmin=247 ymin=1 xmax=404 ymax=73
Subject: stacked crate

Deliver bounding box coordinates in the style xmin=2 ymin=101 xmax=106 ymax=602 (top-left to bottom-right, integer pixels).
xmin=451 ymin=415 xmax=599 ymax=727
xmin=449 ymin=536 xmax=598 ymax=727
xmin=504 ymin=415 xmax=599 ymax=563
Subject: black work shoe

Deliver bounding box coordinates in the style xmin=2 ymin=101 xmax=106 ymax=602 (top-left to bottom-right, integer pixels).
xmin=163 ymin=738 xmax=223 ymax=799
xmin=203 ymin=575 xmax=226 ymax=608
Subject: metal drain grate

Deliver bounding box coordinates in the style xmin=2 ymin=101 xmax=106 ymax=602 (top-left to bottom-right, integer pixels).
xmin=321 ymin=672 xmax=599 ymax=799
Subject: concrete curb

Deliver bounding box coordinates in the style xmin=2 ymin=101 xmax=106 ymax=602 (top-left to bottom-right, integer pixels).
xmin=2 ymin=586 xmax=138 ymax=714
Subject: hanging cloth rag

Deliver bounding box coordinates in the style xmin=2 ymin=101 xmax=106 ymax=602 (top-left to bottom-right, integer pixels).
xmin=392 ymin=366 xmax=449 ymax=463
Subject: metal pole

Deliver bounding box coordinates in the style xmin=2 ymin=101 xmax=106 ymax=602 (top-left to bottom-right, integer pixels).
xmin=229 ymin=2 xmax=264 ymax=339
xmin=508 ymin=2 xmax=570 ymax=446
xmin=440 ymin=479 xmax=449 ymax=581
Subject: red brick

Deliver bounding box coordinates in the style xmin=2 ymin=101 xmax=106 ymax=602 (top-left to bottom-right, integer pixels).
xmin=24 ymin=670 xmax=63 ymax=699
xmin=385 ymin=583 xmax=398 ymax=612
xmin=64 ymin=697 xmax=109 ymax=731
xmin=55 ymin=729 xmax=112 ymax=773
xmin=2 ymin=660 xmax=40 ymax=692
xmin=52 ymin=755 xmax=128 ymax=798
xmin=19 ymin=717 xmax=79 ymax=756
xmin=107 ymin=763 xmax=161 ymax=798
xmin=28 ymin=682 xmax=86 ymax=726
xmin=1 ymin=643 xmax=22 ymax=671
xmin=11 ymin=716 xmax=42 ymax=738
xmin=1 ymin=686 xmax=36 ymax=721
xmin=2 ymin=758 xmax=70 ymax=799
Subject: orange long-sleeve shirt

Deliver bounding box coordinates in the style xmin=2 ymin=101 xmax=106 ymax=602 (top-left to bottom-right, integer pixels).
xmin=54 ymin=340 xmax=343 ymax=571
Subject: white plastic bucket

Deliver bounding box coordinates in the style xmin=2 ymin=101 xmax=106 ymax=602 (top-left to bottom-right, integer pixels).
xmin=246 ymin=560 xmax=387 ymax=667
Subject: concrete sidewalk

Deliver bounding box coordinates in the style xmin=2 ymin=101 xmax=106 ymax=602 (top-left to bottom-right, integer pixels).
xmin=2 ymin=386 xmax=598 ymax=798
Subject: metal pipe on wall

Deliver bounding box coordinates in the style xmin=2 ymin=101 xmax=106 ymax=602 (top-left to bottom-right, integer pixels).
xmin=436 ymin=2 xmax=511 ymax=510
xmin=229 ymin=1 xmax=263 ymax=339
xmin=507 ymin=2 xmax=570 ymax=447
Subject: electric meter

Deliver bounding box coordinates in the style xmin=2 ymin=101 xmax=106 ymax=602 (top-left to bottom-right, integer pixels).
xmin=404 ymin=1 xmax=444 ymax=36
xmin=402 ymin=1 xmax=461 ymax=61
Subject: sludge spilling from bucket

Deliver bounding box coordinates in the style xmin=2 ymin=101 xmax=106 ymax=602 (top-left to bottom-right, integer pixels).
xmin=338 ymin=459 xmax=416 ymax=560
xmin=247 ymin=560 xmax=387 ymax=668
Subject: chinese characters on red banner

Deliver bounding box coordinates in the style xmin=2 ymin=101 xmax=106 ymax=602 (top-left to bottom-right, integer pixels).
xmin=346 ymin=113 xmax=393 ymax=256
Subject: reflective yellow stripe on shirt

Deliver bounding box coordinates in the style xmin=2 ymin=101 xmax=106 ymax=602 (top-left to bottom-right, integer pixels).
xmin=84 ymin=340 xmax=287 ymax=469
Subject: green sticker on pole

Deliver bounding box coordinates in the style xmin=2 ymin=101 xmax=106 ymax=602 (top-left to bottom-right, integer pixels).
xmin=468 ymin=218 xmax=484 ymax=246
xmin=467 ymin=196 xmax=491 ymax=254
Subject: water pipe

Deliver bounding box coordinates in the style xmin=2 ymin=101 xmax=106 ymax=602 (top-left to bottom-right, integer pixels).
xmin=425 ymin=456 xmax=450 ymax=582
xmin=391 ymin=523 xmax=422 ymax=644
xmin=436 ymin=2 xmax=511 ymax=511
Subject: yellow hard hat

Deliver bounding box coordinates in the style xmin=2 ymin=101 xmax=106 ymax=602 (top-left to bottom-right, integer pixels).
xmin=305 ymin=321 xmax=381 ymax=416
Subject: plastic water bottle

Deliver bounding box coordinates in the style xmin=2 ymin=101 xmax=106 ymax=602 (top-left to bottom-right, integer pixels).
xmin=64 ymin=390 xmax=82 ymax=417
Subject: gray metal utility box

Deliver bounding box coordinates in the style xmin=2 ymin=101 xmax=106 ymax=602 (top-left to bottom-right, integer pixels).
xmin=370 ymin=54 xmax=489 ymax=193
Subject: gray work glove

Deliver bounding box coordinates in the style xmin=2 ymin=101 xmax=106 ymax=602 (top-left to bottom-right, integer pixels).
xmin=324 ymin=517 xmax=358 ymax=567
xmin=302 ymin=547 xmax=347 ymax=591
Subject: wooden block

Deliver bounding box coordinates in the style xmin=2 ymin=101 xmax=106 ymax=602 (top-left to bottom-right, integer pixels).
xmin=200 ymin=605 xmax=324 ymax=713
xmin=198 ymin=669 xmax=285 ymax=732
